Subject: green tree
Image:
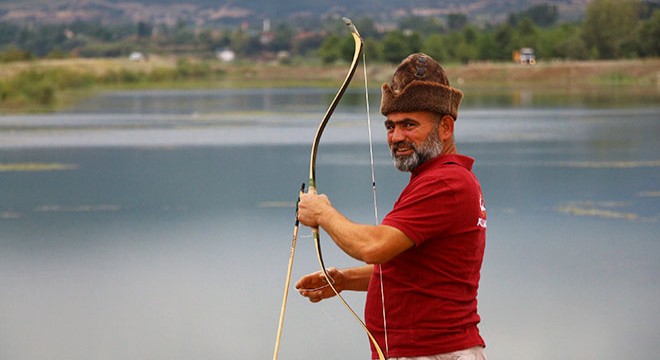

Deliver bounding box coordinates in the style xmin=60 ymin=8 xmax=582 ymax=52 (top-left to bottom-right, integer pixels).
xmin=363 ymin=38 xmax=383 ymax=62
xmin=636 ymin=9 xmax=660 ymax=56
xmin=272 ymin=22 xmax=295 ymax=52
xmin=137 ymin=21 xmax=152 ymax=38
xmin=407 ymin=32 xmax=423 ymax=54
xmin=422 ymin=33 xmax=447 ymax=62
xmin=493 ymin=23 xmax=515 ymax=60
xmin=229 ymin=29 xmax=260 ymax=57
xmin=447 ymin=13 xmax=468 ymax=31
xmin=475 ymin=31 xmax=499 ymax=61
xmin=318 ymin=34 xmax=342 ymax=64
xmin=441 ymin=32 xmax=463 ymax=62
xmin=583 ymin=0 xmax=640 ymax=59
xmin=517 ymin=18 xmax=539 ymax=50
xmin=555 ymin=31 xmax=590 ymax=60
xmin=452 ymin=26 xmax=479 ymax=63
xmin=454 ymin=42 xmax=477 ymax=63
xmin=353 ymin=17 xmax=380 ymax=40
xmin=381 ymin=30 xmax=409 ymax=63
xmin=461 ymin=26 xmax=476 ymax=44
xmin=339 ymin=34 xmax=357 ymax=62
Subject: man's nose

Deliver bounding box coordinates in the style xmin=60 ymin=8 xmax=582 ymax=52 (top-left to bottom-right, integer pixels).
xmin=389 ymin=125 xmax=405 ymax=143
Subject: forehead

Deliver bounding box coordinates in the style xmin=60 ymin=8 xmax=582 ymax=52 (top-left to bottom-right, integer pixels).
xmin=385 ymin=111 xmax=438 ymax=124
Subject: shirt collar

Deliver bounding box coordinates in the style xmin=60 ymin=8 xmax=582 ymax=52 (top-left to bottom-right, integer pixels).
xmin=411 ymin=154 xmax=474 ymax=177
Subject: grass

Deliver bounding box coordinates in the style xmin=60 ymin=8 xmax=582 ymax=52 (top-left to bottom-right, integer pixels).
xmin=1 ymin=56 xmax=658 ymax=113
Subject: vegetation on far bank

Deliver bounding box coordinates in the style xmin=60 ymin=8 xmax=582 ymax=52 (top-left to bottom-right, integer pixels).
xmin=0 ymin=58 xmax=227 ymax=112
xmin=1 ymin=56 xmax=658 ymax=113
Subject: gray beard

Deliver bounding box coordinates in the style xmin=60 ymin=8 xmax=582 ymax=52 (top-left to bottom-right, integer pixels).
xmin=390 ymin=129 xmax=443 ymax=172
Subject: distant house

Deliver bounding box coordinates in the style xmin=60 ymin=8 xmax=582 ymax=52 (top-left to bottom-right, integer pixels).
xmin=513 ymin=48 xmax=536 ymax=65
xmin=216 ymin=49 xmax=236 ymax=62
xmin=129 ymin=51 xmax=146 ymax=61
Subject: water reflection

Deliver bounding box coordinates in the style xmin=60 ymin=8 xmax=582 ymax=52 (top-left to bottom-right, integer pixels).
xmin=461 ymin=85 xmax=660 ymax=108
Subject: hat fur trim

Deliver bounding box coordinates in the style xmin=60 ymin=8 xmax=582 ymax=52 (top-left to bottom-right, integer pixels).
xmin=381 ymin=80 xmax=463 ymax=120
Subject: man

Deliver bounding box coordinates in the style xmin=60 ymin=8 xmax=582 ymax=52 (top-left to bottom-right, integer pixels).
xmin=296 ymin=53 xmax=487 ymax=360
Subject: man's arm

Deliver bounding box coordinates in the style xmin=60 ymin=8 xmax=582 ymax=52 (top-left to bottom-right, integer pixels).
xmin=296 ymin=265 xmax=374 ymax=303
xmin=298 ymin=193 xmax=414 ymax=264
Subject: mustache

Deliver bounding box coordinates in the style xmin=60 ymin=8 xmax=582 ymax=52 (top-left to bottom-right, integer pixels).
xmin=390 ymin=141 xmax=416 ymax=154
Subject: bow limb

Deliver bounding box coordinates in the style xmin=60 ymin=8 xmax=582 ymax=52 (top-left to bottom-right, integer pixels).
xmin=308 ymin=17 xmax=386 ymax=360
xmin=308 ymin=17 xmax=362 ymax=190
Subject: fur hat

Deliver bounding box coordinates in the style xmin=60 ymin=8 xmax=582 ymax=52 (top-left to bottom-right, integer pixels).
xmin=380 ymin=53 xmax=463 ymax=119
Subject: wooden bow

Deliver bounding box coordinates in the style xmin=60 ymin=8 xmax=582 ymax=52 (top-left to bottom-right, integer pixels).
xmin=307 ymin=17 xmax=386 ymax=360
xmin=273 ymin=17 xmax=385 ymax=360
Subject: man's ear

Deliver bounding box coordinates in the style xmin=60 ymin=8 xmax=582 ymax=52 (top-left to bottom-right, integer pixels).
xmin=439 ymin=115 xmax=455 ymax=141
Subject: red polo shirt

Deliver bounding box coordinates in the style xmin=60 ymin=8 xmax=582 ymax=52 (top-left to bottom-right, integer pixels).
xmin=366 ymin=154 xmax=486 ymax=358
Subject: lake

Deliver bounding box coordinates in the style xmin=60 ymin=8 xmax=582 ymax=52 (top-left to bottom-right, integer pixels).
xmin=0 ymin=86 xmax=658 ymax=360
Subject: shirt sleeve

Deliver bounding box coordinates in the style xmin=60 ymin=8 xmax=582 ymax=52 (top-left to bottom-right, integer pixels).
xmin=382 ymin=174 xmax=460 ymax=246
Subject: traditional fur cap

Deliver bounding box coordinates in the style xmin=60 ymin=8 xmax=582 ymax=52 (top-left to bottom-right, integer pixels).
xmin=381 ymin=53 xmax=463 ymax=119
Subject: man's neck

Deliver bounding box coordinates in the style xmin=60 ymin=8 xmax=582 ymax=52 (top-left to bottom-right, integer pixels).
xmin=441 ymin=141 xmax=457 ymax=155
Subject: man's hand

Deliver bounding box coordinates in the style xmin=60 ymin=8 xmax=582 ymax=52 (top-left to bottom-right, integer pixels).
xmin=297 ymin=192 xmax=332 ymax=228
xmin=295 ymin=267 xmax=345 ymax=303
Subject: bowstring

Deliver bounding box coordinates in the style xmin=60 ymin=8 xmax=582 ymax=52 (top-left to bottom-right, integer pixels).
xmin=361 ymin=51 xmax=389 ymax=359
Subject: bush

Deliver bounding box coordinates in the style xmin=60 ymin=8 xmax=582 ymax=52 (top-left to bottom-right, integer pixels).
xmin=0 ymin=46 xmax=33 ymax=63
xmin=25 ymin=82 xmax=56 ymax=106
xmin=0 ymin=67 xmax=98 ymax=110
xmin=147 ymin=67 xmax=178 ymax=82
xmin=100 ymin=68 xmax=144 ymax=84
xmin=0 ymin=80 xmax=8 ymax=101
xmin=175 ymin=59 xmax=211 ymax=78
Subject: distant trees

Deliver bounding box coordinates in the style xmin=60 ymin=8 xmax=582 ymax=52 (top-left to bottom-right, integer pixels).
xmin=318 ymin=0 xmax=657 ymax=63
xmin=509 ymin=4 xmax=559 ymax=28
xmin=137 ymin=21 xmax=153 ymax=38
xmin=381 ymin=31 xmax=411 ymax=63
xmin=318 ymin=34 xmax=342 ymax=64
xmin=447 ymin=14 xmax=467 ymax=31
xmin=583 ymin=0 xmax=641 ymax=59
xmin=637 ymin=9 xmax=660 ymax=56
xmin=1 ymin=0 xmax=659 ymax=64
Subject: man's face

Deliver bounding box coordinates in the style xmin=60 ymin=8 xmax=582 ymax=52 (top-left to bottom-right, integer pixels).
xmin=384 ymin=111 xmax=443 ymax=172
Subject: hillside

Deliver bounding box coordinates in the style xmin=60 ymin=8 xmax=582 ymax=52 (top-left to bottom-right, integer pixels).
xmin=0 ymin=0 xmax=590 ymax=26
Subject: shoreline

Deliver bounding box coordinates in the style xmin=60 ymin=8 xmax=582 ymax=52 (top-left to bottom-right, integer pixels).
xmin=1 ymin=57 xmax=658 ymax=112
xmin=204 ymin=58 xmax=660 ymax=89
xmin=3 ymin=57 xmax=659 ymax=86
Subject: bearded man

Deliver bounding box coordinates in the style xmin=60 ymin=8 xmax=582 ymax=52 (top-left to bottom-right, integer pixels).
xmin=296 ymin=53 xmax=487 ymax=360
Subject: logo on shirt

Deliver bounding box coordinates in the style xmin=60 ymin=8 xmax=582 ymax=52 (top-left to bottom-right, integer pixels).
xmin=477 ymin=194 xmax=487 ymax=229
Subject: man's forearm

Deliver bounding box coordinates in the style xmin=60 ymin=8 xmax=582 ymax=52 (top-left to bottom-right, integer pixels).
xmin=298 ymin=192 xmax=413 ymax=263
xmin=320 ymin=207 xmax=371 ymax=260
xmin=342 ymin=265 xmax=374 ymax=291
xmin=318 ymin=205 xmax=412 ymax=264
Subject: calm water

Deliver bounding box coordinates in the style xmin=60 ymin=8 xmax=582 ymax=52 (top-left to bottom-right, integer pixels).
xmin=1 ymin=87 xmax=658 ymax=360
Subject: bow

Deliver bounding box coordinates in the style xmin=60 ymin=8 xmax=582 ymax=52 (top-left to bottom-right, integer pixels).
xmin=272 ymin=17 xmax=385 ymax=360
xmin=307 ymin=18 xmax=386 ymax=360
